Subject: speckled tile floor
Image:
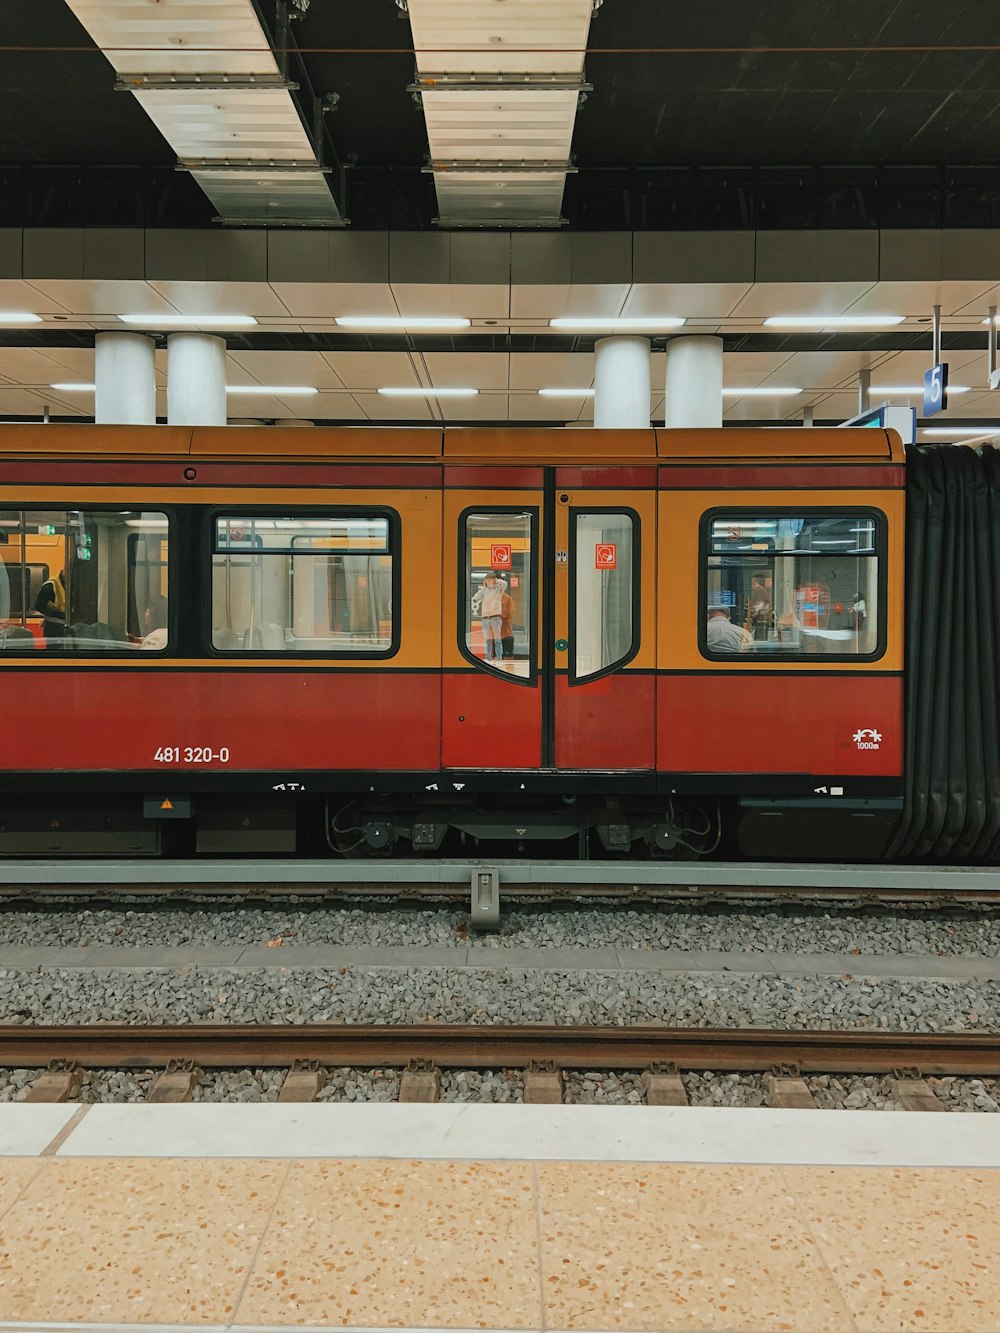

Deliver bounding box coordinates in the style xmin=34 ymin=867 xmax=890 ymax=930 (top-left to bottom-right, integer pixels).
xmin=0 ymin=1153 xmax=997 ymax=1330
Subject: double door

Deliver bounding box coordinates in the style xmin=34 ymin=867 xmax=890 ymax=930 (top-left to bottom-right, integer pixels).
xmin=441 ymin=469 xmax=656 ymax=771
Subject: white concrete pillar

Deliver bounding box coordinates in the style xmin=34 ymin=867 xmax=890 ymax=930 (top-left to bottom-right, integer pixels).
xmin=167 ymin=333 xmax=227 ymax=426
xmin=664 ymin=336 xmax=724 ymax=428
xmin=594 ymin=336 xmax=651 ymax=429
xmin=94 ymin=332 xmax=155 ymax=425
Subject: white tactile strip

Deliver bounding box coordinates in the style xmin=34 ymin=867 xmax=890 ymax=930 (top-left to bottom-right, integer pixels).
xmin=3 ymin=1102 xmax=994 ymax=1168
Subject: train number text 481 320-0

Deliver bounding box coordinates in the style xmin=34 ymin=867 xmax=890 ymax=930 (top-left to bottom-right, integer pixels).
xmin=153 ymin=746 xmax=231 ymax=764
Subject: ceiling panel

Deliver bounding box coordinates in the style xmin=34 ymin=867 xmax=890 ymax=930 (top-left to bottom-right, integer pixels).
xmin=509 ymin=352 xmax=593 ymax=390
xmin=509 ymin=392 xmax=580 ymax=421
xmin=26 ymin=280 xmax=175 ymax=316
xmin=268 ymin=283 xmax=397 ymax=320
xmin=771 ymin=349 xmax=895 ymax=390
xmin=321 ymin=351 xmax=420 ymax=390
xmin=146 ymin=281 xmax=293 ymax=318
xmin=845 ymin=280 xmax=997 ymax=319
xmin=350 ymin=392 xmax=433 ymax=421
xmin=6 ymin=387 xmax=86 ymax=416
xmin=307 ymin=393 xmax=368 ymax=422
xmin=510 ymin=283 xmax=629 ymax=320
xmin=622 ymin=283 xmax=754 ymax=320
xmin=390 ymin=283 xmax=509 ymax=320
xmin=422 ymin=351 xmax=508 ymax=390
xmin=226 ymin=351 xmax=346 ymax=390
xmin=728 ymin=282 xmax=879 ymax=320
xmin=439 ymin=393 xmax=509 ymax=421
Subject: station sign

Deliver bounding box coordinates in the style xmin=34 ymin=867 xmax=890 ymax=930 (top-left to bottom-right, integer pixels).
xmin=490 ymin=543 xmax=512 ymax=569
xmin=595 ymin=543 xmax=617 ymax=569
xmin=839 ymin=404 xmax=916 ymax=444
xmin=923 ymin=363 xmax=948 ymax=417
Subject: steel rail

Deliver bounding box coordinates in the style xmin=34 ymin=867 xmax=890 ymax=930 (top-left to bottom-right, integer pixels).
xmin=3 ymin=1025 xmax=1000 ymax=1076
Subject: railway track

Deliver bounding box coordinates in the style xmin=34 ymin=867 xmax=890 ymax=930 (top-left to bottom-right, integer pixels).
xmin=4 ymin=1024 xmax=1000 ymax=1076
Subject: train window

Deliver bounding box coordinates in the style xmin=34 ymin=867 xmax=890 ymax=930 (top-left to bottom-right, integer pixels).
xmin=462 ymin=511 xmax=534 ymax=679
xmin=211 ymin=513 xmax=394 ymax=654
xmin=703 ymin=512 xmax=882 ymax=659
xmin=572 ymin=511 xmax=638 ymax=681
xmin=0 ymin=509 xmax=170 ymax=653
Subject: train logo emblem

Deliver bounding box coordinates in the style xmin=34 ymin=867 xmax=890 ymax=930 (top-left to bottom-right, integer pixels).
xmin=595 ymin=543 xmax=617 ymax=569
xmin=490 ymin=543 xmax=512 ymax=569
xmin=853 ymin=727 xmax=882 ymax=750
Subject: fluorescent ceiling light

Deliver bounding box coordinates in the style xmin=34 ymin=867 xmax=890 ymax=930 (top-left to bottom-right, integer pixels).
xmin=874 ymin=385 xmax=970 ymax=394
xmin=119 ymin=314 xmax=258 ymax=327
xmin=0 ymin=312 xmax=41 ymax=324
xmin=549 ymin=317 xmax=685 ymax=330
xmin=722 ymin=387 xmax=801 ymax=397
xmin=51 ymin=382 xmax=95 ymax=391
xmin=226 ymin=385 xmax=318 ymax=396
xmin=921 ymin=427 xmax=1000 ymax=437
xmin=377 ymin=386 xmax=477 ymax=397
xmin=763 ymin=315 xmax=905 ymax=328
xmin=982 ymin=317 xmax=1000 ymax=325
xmin=335 ymin=316 xmax=471 ymax=329
xmin=538 ymin=387 xmax=595 ymax=397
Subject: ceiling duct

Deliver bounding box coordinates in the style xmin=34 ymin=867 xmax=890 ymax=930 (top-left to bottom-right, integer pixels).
xmin=406 ymin=0 xmax=594 ymax=227
xmin=64 ymin=0 xmax=344 ymax=226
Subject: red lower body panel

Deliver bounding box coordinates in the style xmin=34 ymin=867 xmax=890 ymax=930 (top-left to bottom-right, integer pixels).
xmin=555 ymin=672 xmax=654 ymax=769
xmin=658 ymin=674 xmax=903 ymax=776
xmin=442 ymin=671 xmax=541 ymax=769
xmin=6 ymin=671 xmax=441 ymax=771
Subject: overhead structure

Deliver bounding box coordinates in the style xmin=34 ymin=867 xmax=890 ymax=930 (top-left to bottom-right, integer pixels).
xmin=64 ymin=0 xmax=343 ymax=227
xmin=405 ymin=0 xmax=595 ymax=227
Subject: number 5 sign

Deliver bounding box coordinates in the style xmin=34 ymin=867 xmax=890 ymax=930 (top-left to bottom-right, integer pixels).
xmin=490 ymin=543 xmax=512 ymax=569
xmin=923 ymin=363 xmax=948 ymax=417
xmin=595 ymin=543 xmax=617 ymax=569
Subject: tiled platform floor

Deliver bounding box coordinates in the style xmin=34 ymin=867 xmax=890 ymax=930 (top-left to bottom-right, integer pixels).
xmin=0 ymin=1104 xmax=996 ymax=1331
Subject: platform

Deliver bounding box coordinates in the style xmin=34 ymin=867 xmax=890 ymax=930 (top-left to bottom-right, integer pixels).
xmin=0 ymin=1104 xmax=996 ymax=1330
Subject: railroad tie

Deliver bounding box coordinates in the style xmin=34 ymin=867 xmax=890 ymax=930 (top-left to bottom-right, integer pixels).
xmin=523 ymin=1060 xmax=564 ymax=1104
xmin=891 ymin=1066 xmax=946 ymax=1111
xmin=25 ymin=1060 xmax=83 ymax=1103
xmin=148 ymin=1059 xmax=202 ymax=1103
xmin=642 ymin=1061 xmax=689 ymax=1106
xmin=279 ymin=1059 xmax=327 ymax=1103
xmin=398 ymin=1058 xmax=441 ymax=1103
xmin=766 ymin=1064 xmax=817 ymax=1109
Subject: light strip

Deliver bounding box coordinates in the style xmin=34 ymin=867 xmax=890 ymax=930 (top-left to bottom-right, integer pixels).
xmin=226 ymin=385 xmax=318 ymax=396
xmin=921 ymin=427 xmax=1000 ymax=437
xmin=874 ymin=385 xmax=970 ymax=395
xmin=539 ymin=387 xmax=595 ymax=397
xmin=119 ymin=314 xmax=258 ymax=327
xmin=549 ymin=317 xmax=685 ymax=330
xmin=722 ymin=387 xmax=801 ymax=397
xmin=336 ymin=316 xmax=471 ymax=330
xmin=51 ymin=383 xmax=95 ymax=391
xmin=377 ymin=387 xmax=477 ymax=397
xmin=0 ymin=312 xmax=41 ymax=324
xmin=763 ymin=315 xmax=905 ymax=328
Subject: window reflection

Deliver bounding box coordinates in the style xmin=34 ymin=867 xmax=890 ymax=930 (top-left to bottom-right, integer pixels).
xmin=705 ymin=513 xmax=880 ymax=657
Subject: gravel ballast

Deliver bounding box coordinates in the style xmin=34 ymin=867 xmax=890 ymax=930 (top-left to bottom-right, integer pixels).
xmin=1 ymin=901 xmax=999 ymax=956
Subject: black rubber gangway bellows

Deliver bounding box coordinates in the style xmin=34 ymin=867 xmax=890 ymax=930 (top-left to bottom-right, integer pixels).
xmin=891 ymin=443 xmax=1000 ymax=860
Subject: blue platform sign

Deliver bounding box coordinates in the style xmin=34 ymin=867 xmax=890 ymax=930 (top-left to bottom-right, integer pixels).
xmin=923 ymin=363 xmax=948 ymax=417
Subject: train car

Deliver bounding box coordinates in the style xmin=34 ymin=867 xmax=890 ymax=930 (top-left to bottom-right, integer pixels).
xmin=0 ymin=423 xmax=996 ymax=862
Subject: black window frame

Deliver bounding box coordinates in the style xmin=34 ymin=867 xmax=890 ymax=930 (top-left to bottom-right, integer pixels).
xmin=698 ymin=505 xmax=888 ymax=664
xmin=204 ymin=505 xmax=401 ymax=660
xmin=568 ymin=505 xmax=642 ymax=685
xmin=0 ymin=504 xmax=177 ymax=657
xmin=457 ymin=504 xmax=539 ymax=687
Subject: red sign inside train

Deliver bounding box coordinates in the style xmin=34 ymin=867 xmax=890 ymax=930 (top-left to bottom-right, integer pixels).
xmin=595 ymin=543 xmax=617 ymax=569
xmin=490 ymin=543 xmax=512 ymax=569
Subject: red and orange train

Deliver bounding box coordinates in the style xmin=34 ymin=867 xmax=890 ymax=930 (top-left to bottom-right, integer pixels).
xmin=0 ymin=423 xmax=995 ymax=861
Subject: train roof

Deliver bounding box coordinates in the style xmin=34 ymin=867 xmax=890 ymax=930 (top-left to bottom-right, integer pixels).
xmin=0 ymin=424 xmax=905 ymax=466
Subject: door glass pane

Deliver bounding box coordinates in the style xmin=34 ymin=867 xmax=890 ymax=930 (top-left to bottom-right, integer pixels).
xmin=211 ymin=513 xmax=393 ymax=653
xmin=0 ymin=509 xmax=169 ymax=652
xmin=574 ymin=512 xmax=635 ymax=679
xmin=705 ymin=512 xmax=880 ymax=656
xmin=464 ymin=511 xmax=532 ymax=678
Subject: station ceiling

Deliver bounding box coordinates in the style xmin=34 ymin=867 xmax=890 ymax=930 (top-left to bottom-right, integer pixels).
xmin=1 ymin=0 xmax=999 ymax=431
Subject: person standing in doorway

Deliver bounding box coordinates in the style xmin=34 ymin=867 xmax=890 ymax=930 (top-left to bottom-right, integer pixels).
xmin=34 ymin=569 xmax=67 ymax=643
xmin=500 ymin=586 xmax=515 ymax=661
xmin=471 ymin=569 xmax=507 ymax=664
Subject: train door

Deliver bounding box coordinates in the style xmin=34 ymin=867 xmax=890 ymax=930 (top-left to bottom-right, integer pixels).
xmin=553 ymin=478 xmax=657 ymax=769
xmin=442 ymin=478 xmax=544 ymax=769
xmin=442 ymin=470 xmax=655 ymax=773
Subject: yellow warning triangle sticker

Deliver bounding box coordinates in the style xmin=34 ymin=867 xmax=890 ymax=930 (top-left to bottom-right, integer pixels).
xmin=160 ymin=799 xmax=173 ymax=811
